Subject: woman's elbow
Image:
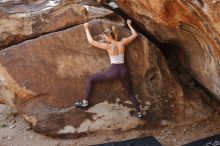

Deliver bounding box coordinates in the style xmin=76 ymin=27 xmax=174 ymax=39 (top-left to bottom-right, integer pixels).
xmin=88 ymin=40 xmax=98 ymax=47
xmin=131 ymin=33 xmax=137 ymax=41
xmin=88 ymin=39 xmax=93 ymax=44
xmin=134 ymin=32 xmax=138 ymax=38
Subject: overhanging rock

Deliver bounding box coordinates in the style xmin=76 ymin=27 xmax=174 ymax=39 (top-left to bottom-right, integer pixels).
xmin=114 ymin=0 xmax=220 ymax=101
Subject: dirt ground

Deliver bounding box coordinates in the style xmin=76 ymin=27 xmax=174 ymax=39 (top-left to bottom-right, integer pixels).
xmin=0 ymin=104 xmax=220 ymax=146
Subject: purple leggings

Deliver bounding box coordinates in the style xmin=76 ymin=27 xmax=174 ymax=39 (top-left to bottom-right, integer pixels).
xmin=84 ymin=64 xmax=141 ymax=112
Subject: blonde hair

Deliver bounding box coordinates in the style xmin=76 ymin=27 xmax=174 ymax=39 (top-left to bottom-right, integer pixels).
xmin=104 ymin=26 xmax=118 ymax=40
xmin=112 ymin=26 xmax=118 ymax=41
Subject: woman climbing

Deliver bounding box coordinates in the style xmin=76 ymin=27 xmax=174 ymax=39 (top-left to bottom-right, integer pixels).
xmin=75 ymin=19 xmax=143 ymax=119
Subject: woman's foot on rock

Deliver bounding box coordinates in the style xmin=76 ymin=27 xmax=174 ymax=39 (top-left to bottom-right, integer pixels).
xmin=137 ymin=112 xmax=144 ymax=119
xmin=74 ymin=99 xmax=89 ymax=108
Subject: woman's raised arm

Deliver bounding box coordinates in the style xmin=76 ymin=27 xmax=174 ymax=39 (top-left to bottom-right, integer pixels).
xmin=121 ymin=20 xmax=138 ymax=46
xmin=84 ymin=23 xmax=109 ymax=50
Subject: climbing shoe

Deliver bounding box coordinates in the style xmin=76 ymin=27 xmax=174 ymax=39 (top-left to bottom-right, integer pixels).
xmin=137 ymin=112 xmax=144 ymax=119
xmin=74 ymin=100 xmax=89 ymax=108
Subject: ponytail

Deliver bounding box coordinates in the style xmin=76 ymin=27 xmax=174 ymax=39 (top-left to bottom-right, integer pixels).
xmin=104 ymin=26 xmax=118 ymax=40
xmin=112 ymin=26 xmax=118 ymax=41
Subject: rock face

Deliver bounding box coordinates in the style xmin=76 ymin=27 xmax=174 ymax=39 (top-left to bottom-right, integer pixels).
xmin=0 ymin=0 xmax=113 ymax=49
xmin=0 ymin=18 xmax=212 ymax=137
xmin=0 ymin=0 xmax=214 ymax=138
xmin=114 ymin=0 xmax=220 ymax=101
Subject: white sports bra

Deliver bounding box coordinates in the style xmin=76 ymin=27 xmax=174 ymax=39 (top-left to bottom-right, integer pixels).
xmin=109 ymin=54 xmax=125 ymax=64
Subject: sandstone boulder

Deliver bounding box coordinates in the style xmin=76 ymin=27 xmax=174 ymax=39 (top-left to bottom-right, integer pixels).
xmin=0 ymin=0 xmax=113 ymax=49
xmin=114 ymin=0 xmax=220 ymax=101
xmin=0 ymin=16 xmax=212 ymax=137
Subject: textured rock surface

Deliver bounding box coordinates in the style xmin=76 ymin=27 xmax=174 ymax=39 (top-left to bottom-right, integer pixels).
xmin=0 ymin=0 xmax=113 ymax=49
xmin=0 ymin=0 xmax=216 ymax=138
xmin=114 ymin=0 xmax=220 ymax=101
xmin=0 ymin=17 xmax=212 ymax=137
